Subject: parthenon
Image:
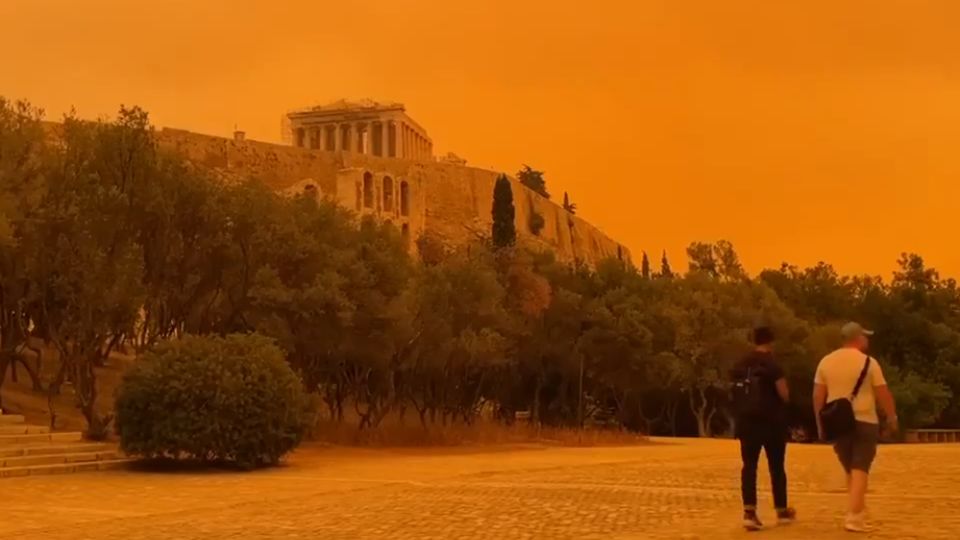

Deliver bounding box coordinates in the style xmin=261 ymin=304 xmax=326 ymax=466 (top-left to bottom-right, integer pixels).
xmin=286 ymin=99 xmax=433 ymax=161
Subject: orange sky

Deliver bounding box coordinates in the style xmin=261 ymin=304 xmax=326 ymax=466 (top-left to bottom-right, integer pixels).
xmin=3 ymin=0 xmax=959 ymax=279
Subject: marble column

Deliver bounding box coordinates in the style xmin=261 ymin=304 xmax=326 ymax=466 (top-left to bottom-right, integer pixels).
xmin=318 ymin=125 xmax=326 ymax=151
xmin=394 ymin=122 xmax=403 ymax=158
xmin=380 ymin=122 xmax=389 ymax=157
xmin=380 ymin=120 xmax=390 ymax=157
xmin=335 ymin=124 xmax=343 ymax=151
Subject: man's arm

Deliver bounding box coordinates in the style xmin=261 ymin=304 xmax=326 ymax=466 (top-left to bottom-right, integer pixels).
xmin=875 ymin=384 xmax=898 ymax=431
xmin=775 ymin=378 xmax=790 ymax=403
xmin=871 ymin=358 xmax=898 ymax=432
xmin=813 ymin=383 xmax=828 ymax=440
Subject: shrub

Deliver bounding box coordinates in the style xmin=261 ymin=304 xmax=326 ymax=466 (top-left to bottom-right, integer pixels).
xmin=115 ymin=333 xmax=309 ymax=469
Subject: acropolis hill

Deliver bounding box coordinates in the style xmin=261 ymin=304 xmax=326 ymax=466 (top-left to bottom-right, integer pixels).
xmin=156 ymin=99 xmax=631 ymax=267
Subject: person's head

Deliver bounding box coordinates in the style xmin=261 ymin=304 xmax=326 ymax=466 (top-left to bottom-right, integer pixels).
xmin=752 ymin=326 xmax=775 ymax=349
xmin=841 ymin=321 xmax=873 ymax=351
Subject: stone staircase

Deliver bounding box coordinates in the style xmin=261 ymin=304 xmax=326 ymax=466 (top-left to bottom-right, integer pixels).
xmin=0 ymin=413 xmax=131 ymax=478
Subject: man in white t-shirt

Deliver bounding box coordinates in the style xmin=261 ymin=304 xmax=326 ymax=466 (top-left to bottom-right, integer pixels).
xmin=813 ymin=322 xmax=898 ymax=533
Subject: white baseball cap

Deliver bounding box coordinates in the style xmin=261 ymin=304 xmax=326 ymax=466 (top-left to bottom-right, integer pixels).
xmin=841 ymin=321 xmax=874 ymax=340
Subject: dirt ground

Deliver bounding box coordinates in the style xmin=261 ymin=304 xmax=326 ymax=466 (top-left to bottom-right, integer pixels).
xmin=2 ymin=438 xmax=957 ymax=539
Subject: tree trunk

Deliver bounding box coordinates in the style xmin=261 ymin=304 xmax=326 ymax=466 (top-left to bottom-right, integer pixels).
xmin=665 ymin=399 xmax=679 ymax=436
xmin=531 ymin=368 xmax=543 ymax=427
xmin=721 ymin=407 xmax=736 ymax=438
xmin=22 ymin=344 xmax=45 ymax=391
xmin=637 ymin=395 xmax=666 ymax=435
xmin=0 ymin=353 xmax=10 ymax=411
xmin=688 ymin=387 xmax=712 ymax=437
xmin=73 ymin=355 xmax=110 ymax=440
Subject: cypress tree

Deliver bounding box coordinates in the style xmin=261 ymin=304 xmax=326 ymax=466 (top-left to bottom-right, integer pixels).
xmin=563 ymin=192 xmax=577 ymax=214
xmin=492 ymin=174 xmax=516 ymax=248
xmin=660 ymin=250 xmax=673 ymax=278
xmin=641 ymin=251 xmax=651 ymax=279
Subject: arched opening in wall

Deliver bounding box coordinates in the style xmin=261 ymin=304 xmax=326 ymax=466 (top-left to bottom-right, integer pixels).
xmin=325 ymin=125 xmax=336 ymax=151
xmin=399 ymin=181 xmax=410 ymax=217
xmin=295 ymin=128 xmax=305 ymax=148
xmin=383 ymin=176 xmax=394 ymax=213
xmin=363 ymin=172 xmax=374 ymax=209
xmin=401 ymin=223 xmax=410 ymax=249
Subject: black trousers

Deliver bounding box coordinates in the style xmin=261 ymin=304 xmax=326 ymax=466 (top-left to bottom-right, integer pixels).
xmin=739 ymin=423 xmax=788 ymax=509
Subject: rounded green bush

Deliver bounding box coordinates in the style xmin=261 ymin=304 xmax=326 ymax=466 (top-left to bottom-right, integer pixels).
xmin=116 ymin=333 xmax=308 ymax=469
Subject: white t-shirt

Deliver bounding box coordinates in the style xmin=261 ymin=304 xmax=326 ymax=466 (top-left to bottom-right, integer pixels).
xmin=814 ymin=347 xmax=887 ymax=424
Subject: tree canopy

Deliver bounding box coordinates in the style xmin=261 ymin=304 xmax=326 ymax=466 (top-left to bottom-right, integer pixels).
xmin=2 ymin=97 xmax=959 ymax=439
xmin=517 ymin=165 xmax=549 ymax=199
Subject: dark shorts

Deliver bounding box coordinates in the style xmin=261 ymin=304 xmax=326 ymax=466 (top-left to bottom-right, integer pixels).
xmin=833 ymin=421 xmax=879 ymax=473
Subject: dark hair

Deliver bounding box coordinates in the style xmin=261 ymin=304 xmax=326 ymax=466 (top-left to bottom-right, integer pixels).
xmin=753 ymin=326 xmax=774 ymax=346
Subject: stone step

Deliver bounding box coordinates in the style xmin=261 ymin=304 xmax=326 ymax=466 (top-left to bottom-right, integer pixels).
xmin=0 ymin=458 xmax=132 ymax=478
xmin=0 ymin=442 xmax=113 ymax=459
xmin=0 ymin=424 xmax=51 ymax=435
xmin=0 ymin=414 xmax=26 ymax=425
xmin=1 ymin=450 xmax=121 ymax=468
xmin=0 ymin=431 xmax=83 ymax=446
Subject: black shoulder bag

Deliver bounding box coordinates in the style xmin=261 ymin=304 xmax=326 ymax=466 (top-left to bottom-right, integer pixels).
xmin=819 ymin=355 xmax=870 ymax=442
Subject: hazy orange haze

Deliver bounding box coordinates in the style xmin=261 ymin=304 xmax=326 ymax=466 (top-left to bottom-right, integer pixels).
xmin=3 ymin=0 xmax=959 ymax=278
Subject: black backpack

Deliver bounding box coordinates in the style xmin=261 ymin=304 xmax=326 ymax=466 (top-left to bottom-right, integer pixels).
xmin=819 ymin=355 xmax=871 ymax=441
xmin=732 ymin=366 xmax=766 ymax=418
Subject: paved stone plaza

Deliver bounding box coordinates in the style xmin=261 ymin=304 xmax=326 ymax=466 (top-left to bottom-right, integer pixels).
xmin=2 ymin=438 xmax=957 ymax=539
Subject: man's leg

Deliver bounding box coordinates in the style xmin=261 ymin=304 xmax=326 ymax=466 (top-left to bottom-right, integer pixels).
xmin=843 ymin=423 xmax=879 ymax=532
xmin=764 ymin=433 xmax=788 ymax=511
xmin=848 ymin=469 xmax=869 ymax=515
xmin=740 ymin=431 xmax=765 ymax=529
xmin=740 ymin=433 xmax=763 ymax=510
xmin=848 ymin=424 xmax=879 ymax=514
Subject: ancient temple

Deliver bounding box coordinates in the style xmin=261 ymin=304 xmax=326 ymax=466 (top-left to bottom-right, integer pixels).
xmin=286 ymin=99 xmax=433 ymax=161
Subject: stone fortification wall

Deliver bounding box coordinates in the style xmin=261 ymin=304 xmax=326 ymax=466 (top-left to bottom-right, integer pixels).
xmin=155 ymin=128 xmax=631 ymax=267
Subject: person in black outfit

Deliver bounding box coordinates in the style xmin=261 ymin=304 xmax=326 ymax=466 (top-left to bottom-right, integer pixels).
xmin=729 ymin=326 xmax=797 ymax=530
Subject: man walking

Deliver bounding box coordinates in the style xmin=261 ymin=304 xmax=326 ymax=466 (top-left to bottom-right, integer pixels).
xmin=813 ymin=322 xmax=898 ymax=533
xmin=730 ymin=325 xmax=796 ymax=531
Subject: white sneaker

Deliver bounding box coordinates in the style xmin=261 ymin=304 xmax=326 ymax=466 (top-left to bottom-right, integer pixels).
xmin=742 ymin=510 xmax=764 ymax=531
xmin=844 ymin=512 xmax=870 ymax=533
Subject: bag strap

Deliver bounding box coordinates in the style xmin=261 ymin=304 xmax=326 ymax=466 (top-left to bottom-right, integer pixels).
xmin=851 ymin=355 xmax=871 ymax=398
